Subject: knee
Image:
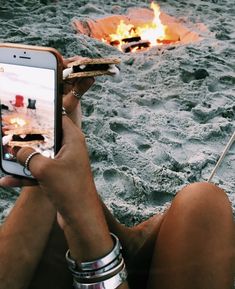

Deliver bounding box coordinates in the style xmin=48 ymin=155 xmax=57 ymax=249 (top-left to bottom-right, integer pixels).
xmin=176 ymin=182 xmax=230 ymax=205
xmin=171 ymin=182 xmax=233 ymax=222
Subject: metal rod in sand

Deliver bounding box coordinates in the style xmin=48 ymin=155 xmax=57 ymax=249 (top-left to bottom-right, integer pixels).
xmin=208 ymin=131 xmax=235 ymax=182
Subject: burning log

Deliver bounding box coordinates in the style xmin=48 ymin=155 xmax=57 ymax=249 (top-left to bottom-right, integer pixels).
xmin=121 ymin=40 xmax=151 ymax=53
xmin=111 ymin=36 xmax=150 ymax=53
xmin=110 ymin=36 xmax=141 ymax=46
xmin=122 ymin=36 xmax=141 ymax=43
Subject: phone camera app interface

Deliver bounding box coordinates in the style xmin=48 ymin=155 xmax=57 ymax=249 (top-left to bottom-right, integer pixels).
xmin=0 ymin=64 xmax=55 ymax=162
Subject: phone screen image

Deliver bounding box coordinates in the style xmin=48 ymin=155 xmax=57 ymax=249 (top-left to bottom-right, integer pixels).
xmin=0 ymin=63 xmax=55 ymax=164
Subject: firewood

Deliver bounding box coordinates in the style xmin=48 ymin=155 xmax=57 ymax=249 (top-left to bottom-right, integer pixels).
xmin=121 ymin=40 xmax=150 ymax=53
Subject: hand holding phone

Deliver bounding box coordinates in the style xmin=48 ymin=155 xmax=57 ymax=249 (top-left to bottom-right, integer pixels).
xmin=0 ymin=43 xmax=63 ymax=178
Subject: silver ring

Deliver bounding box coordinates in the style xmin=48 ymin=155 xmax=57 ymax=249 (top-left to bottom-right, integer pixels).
xmin=62 ymin=106 xmax=67 ymax=115
xmin=71 ymin=89 xmax=82 ymax=100
xmin=24 ymin=151 xmax=40 ymax=171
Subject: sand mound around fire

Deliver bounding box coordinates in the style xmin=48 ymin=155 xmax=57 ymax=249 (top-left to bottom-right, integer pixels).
xmin=72 ymin=7 xmax=203 ymax=48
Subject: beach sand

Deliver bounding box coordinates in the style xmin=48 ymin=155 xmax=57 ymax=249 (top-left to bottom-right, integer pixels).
xmin=0 ymin=0 xmax=234 ymax=227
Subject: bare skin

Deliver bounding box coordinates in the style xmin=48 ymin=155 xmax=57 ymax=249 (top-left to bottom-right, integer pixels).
xmin=0 ymin=60 xmax=234 ymax=289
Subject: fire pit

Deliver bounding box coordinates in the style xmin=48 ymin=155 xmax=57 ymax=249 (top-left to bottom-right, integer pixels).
xmin=73 ymin=2 xmax=202 ymax=53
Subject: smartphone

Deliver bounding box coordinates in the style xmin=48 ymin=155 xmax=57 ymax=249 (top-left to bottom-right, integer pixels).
xmin=0 ymin=43 xmax=63 ymax=178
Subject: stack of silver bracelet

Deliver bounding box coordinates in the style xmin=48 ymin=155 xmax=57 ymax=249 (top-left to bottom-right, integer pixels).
xmin=65 ymin=233 xmax=128 ymax=289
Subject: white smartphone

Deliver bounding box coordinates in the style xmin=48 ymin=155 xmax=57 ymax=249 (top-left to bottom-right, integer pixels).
xmin=0 ymin=43 xmax=63 ymax=178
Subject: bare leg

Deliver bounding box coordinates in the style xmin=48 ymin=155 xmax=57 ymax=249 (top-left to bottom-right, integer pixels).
xmin=28 ymin=198 xmax=164 ymax=289
xmin=101 ymin=201 xmax=166 ymax=288
xmin=147 ymin=182 xmax=235 ymax=289
xmin=28 ymin=182 xmax=234 ymax=289
xmin=28 ymin=220 xmax=72 ymax=289
xmin=0 ymin=187 xmax=56 ymax=289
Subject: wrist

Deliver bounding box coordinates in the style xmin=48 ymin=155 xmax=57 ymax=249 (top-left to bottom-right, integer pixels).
xmin=65 ymin=233 xmax=128 ymax=289
xmin=59 ymin=196 xmax=114 ymax=263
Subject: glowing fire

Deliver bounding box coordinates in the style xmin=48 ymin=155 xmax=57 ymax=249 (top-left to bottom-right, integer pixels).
xmin=137 ymin=2 xmax=166 ymax=45
xmin=9 ymin=117 xmax=27 ymax=127
xmin=105 ymin=2 xmax=178 ymax=52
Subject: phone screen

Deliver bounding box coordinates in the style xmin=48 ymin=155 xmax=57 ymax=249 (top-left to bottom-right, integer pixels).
xmin=0 ymin=63 xmax=55 ymax=164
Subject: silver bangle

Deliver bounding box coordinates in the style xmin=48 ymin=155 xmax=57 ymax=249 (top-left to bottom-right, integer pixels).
xmin=72 ymin=254 xmax=122 ymax=279
xmin=73 ymin=263 xmax=128 ymax=289
xmin=66 ymin=233 xmax=122 ymax=271
xmin=74 ymin=257 xmax=124 ymax=282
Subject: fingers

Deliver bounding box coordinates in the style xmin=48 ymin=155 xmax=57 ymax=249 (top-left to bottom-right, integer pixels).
xmin=63 ymin=77 xmax=95 ymax=103
xmin=15 ymin=118 xmax=81 ymax=179
xmin=61 ymin=115 xmax=81 ymax=145
xmin=62 ymin=55 xmax=95 ymax=103
xmin=0 ymin=175 xmax=38 ymax=187
xmin=16 ymin=147 xmax=49 ymax=180
xmin=17 ymin=147 xmax=37 ymax=167
xmin=14 ymin=117 xmax=79 ymax=166
xmin=73 ymin=77 xmax=95 ymax=98
xmin=65 ymin=56 xmax=97 ymax=123
xmin=63 ymin=77 xmax=94 ymax=127
xmin=63 ymin=86 xmax=79 ymax=114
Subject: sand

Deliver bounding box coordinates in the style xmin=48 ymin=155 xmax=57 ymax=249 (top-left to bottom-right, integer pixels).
xmin=0 ymin=0 xmax=234 ymax=226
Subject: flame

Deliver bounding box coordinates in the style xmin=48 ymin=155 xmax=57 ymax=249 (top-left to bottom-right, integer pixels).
xmin=9 ymin=117 xmax=27 ymax=127
xmin=136 ymin=2 xmax=167 ymax=45
xmin=107 ymin=2 xmax=176 ymax=52
xmin=112 ymin=21 xmax=136 ymax=42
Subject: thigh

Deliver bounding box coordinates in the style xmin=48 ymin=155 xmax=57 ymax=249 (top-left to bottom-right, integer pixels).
xmin=146 ymin=182 xmax=235 ymax=289
xmin=28 ymin=221 xmax=73 ymax=289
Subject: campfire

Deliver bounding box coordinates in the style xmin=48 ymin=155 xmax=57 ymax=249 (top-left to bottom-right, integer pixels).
xmin=9 ymin=116 xmax=27 ymax=128
xmin=103 ymin=3 xmax=179 ymax=53
xmin=73 ymin=2 xmax=202 ymax=53
xmin=3 ymin=114 xmax=29 ymax=131
xmin=2 ymin=113 xmax=49 ymax=148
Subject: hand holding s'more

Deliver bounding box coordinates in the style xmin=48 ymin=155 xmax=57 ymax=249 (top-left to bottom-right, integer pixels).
xmin=63 ymin=57 xmax=121 ymax=79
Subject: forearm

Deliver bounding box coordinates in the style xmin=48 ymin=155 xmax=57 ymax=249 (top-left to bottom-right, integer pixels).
xmin=0 ymin=186 xmax=56 ymax=289
xmin=58 ymin=178 xmax=113 ymax=262
xmin=56 ymin=179 xmax=129 ymax=288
